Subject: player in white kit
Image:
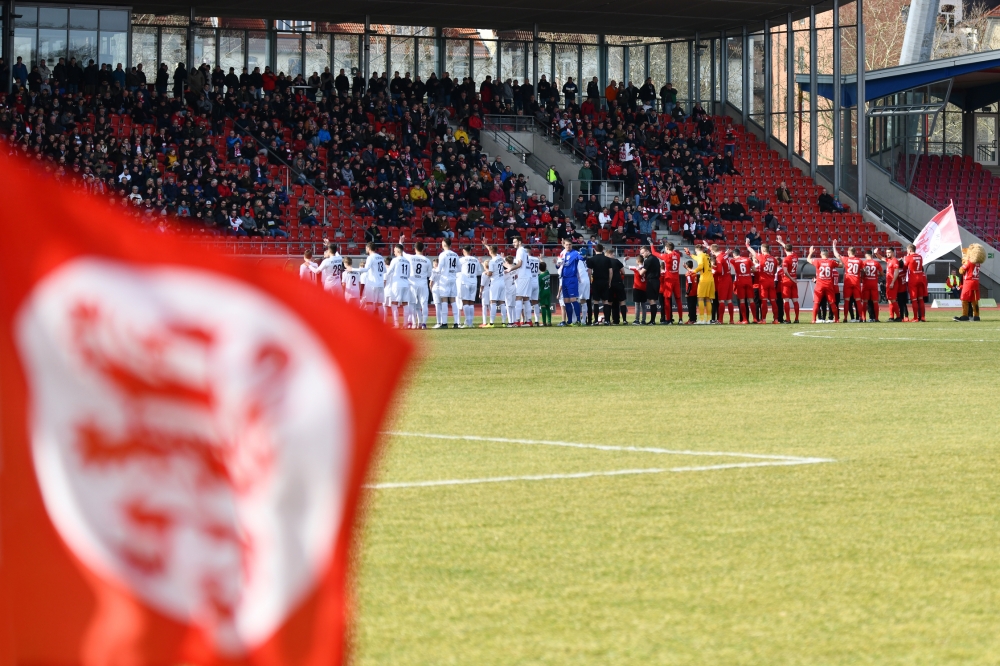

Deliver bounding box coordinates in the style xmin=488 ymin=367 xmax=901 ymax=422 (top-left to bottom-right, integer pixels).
xmin=309 ymin=244 xmax=345 ymax=294
xmin=397 ymin=238 xmax=432 ymax=329
xmin=457 ymin=246 xmax=482 ymax=328
xmin=577 ymin=255 xmax=592 ymax=325
xmin=361 ymin=242 xmax=387 ymax=319
xmin=385 ymin=244 xmax=413 ymax=328
xmin=508 ymin=236 xmax=533 ymax=326
xmin=430 ymin=259 xmax=443 ymax=324
xmin=435 ymin=238 xmax=461 ymax=328
xmin=342 ymin=256 xmax=362 ymax=302
xmin=527 ymin=252 xmax=541 ymax=325
xmin=299 ymin=249 xmax=318 ymax=283
xmin=503 ymin=254 xmax=517 ymax=326
xmin=483 ymin=243 xmax=508 ymax=327
xmin=478 ymin=256 xmax=492 ymax=327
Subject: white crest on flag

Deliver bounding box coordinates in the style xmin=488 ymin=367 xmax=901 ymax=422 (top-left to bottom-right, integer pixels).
xmin=913 ymin=201 xmax=963 ymax=265
xmin=16 ymin=259 xmax=351 ymax=656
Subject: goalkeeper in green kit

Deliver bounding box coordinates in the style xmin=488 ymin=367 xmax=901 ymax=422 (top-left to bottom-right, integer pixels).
xmin=538 ymin=261 xmax=553 ymax=326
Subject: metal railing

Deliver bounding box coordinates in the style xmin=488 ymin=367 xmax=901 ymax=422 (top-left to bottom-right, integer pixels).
xmin=866 ymin=195 xmax=922 ymax=241
xmin=482 ymin=121 xmax=550 ymax=179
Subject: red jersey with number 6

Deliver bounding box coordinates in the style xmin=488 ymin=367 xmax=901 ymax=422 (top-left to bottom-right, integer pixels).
xmin=732 ymin=256 xmax=754 ymax=284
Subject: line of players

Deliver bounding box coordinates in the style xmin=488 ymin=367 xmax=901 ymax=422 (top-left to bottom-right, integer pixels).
xmin=300 ymin=236 xmax=552 ymax=328
xmin=301 ymin=234 xmax=976 ymax=327
xmin=630 ymin=236 xmax=939 ymax=325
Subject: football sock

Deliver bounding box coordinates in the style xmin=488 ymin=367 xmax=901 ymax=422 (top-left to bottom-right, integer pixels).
xmin=727 ymin=302 xmax=734 ymax=323
xmin=760 ymin=300 xmax=768 ymax=320
xmin=812 ymin=301 xmax=819 ymax=323
xmin=793 ymin=302 xmax=800 ymax=321
xmin=513 ymin=301 xmax=523 ymax=324
xmin=649 ymin=303 xmax=658 ymax=321
xmin=577 ymin=302 xmax=586 ymax=323
xmin=784 ymin=302 xmax=791 ymax=320
xmin=604 ymin=303 xmax=612 ymax=322
xmin=533 ymin=304 xmax=541 ymax=323
xmin=833 ymin=301 xmax=840 ymax=322
xmin=390 ymin=305 xmax=399 ymax=326
xmin=465 ymin=305 xmax=474 ymax=326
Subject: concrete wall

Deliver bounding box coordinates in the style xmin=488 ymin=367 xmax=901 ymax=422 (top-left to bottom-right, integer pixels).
xmin=478 ymin=130 xmax=552 ymax=198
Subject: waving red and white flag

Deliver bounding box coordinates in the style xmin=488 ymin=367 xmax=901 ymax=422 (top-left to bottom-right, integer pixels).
xmin=913 ymin=201 xmax=963 ymax=264
xmin=0 ymin=152 xmax=412 ymax=666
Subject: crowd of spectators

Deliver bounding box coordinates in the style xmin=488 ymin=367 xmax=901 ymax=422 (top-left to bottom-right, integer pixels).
xmin=0 ymin=53 xmax=826 ymax=253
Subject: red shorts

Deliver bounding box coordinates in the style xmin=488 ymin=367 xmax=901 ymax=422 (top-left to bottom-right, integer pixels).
xmin=735 ymin=280 xmax=754 ymax=300
xmin=781 ymin=279 xmax=798 ymax=299
xmin=908 ymin=276 xmax=928 ymax=299
xmin=814 ymin=283 xmax=837 ymax=304
xmin=716 ymin=278 xmax=734 ymax=300
xmin=843 ymin=281 xmax=862 ymax=300
xmin=961 ymin=281 xmax=980 ymax=302
xmin=861 ymin=282 xmax=879 ymax=301
xmin=759 ymin=281 xmax=777 ymax=300
xmin=661 ymin=274 xmax=678 ymax=297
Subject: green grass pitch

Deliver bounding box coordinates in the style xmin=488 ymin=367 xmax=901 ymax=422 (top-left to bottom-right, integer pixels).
xmin=352 ymin=312 xmax=1000 ymax=665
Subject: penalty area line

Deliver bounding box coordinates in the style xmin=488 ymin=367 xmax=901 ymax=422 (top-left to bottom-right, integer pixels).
xmin=366 ymin=459 xmax=831 ymax=490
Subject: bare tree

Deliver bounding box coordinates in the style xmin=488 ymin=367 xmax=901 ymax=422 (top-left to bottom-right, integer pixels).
xmin=933 ymin=1 xmax=993 ymax=58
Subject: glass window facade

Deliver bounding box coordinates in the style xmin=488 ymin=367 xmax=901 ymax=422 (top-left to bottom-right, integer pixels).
xmin=13 ymin=5 xmax=128 ymax=71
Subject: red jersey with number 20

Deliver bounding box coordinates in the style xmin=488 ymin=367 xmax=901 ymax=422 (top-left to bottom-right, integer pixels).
xmin=843 ymin=256 xmax=863 ymax=286
xmin=812 ymin=258 xmax=839 ymax=288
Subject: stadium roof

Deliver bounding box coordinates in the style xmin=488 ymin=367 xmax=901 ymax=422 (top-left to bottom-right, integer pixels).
xmin=122 ymin=0 xmax=835 ymax=40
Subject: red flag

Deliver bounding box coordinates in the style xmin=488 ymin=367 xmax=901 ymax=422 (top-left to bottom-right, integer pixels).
xmin=0 ymin=152 xmax=412 ymax=666
xmin=913 ymin=200 xmax=963 ymax=264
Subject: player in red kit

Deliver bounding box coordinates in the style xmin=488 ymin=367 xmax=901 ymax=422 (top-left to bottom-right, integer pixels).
xmin=684 ymin=259 xmax=699 ymax=323
xmin=651 ymin=240 xmax=684 ymax=324
xmin=903 ymin=244 xmax=928 ymax=322
xmin=746 ymin=241 xmax=781 ymax=323
xmin=706 ymin=242 xmax=735 ymax=324
xmin=807 ymin=246 xmax=840 ymax=323
xmin=860 ymin=249 xmax=883 ymax=322
xmin=730 ymin=248 xmax=757 ymax=323
xmin=776 ymin=236 xmax=800 ymax=323
xmin=877 ymin=248 xmax=902 ymax=321
xmin=832 ymin=241 xmax=864 ymax=322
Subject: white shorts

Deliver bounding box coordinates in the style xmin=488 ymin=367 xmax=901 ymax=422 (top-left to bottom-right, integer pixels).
xmin=515 ymin=273 xmax=532 ymax=298
xmin=489 ymin=281 xmax=506 ymax=302
xmin=431 ymin=286 xmax=442 ymax=305
xmin=344 ymin=290 xmax=360 ymax=303
xmin=458 ymin=282 xmax=477 ymax=302
xmin=530 ymin=279 xmax=539 ymax=301
xmin=364 ymin=285 xmax=384 ymax=304
xmin=437 ymin=279 xmax=457 ymax=299
xmin=390 ymin=280 xmax=411 ymax=303
xmin=410 ymin=281 xmax=429 ymax=306
xmin=579 ymin=282 xmax=591 ymax=300
xmin=323 ymin=280 xmax=342 ymax=295
xmin=505 ymin=287 xmax=516 ymax=307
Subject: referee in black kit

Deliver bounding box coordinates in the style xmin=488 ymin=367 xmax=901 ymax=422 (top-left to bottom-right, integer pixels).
xmin=586 ymin=244 xmax=614 ymax=325
xmin=636 ymin=245 xmax=661 ymax=324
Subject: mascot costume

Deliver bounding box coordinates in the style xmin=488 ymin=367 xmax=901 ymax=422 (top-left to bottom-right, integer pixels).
xmin=955 ymin=243 xmax=986 ymax=321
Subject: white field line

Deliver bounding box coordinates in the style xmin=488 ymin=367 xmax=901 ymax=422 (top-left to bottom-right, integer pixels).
xmin=367 ymin=432 xmax=833 ymax=490
xmin=793 ymin=329 xmax=1000 ymax=342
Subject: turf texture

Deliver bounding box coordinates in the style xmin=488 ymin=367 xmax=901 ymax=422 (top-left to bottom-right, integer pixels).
xmin=352 ymin=312 xmax=1000 ymax=665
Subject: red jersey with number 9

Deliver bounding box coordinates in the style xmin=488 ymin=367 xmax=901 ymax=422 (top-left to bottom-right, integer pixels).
xmin=812 ymin=258 xmax=839 ymax=287
xmin=843 ymin=256 xmax=863 ymax=285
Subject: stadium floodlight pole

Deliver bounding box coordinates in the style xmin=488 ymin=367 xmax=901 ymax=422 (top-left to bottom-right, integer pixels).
xmin=741 ymin=25 xmax=749 ymax=126
xmin=186 ymin=7 xmax=195 ymax=71
xmin=533 ymin=23 xmax=539 ymax=97
xmin=720 ymin=29 xmax=727 ymax=112
xmin=694 ymin=31 xmax=700 ymax=109
xmin=2 ymin=0 xmax=14 ymax=94
xmin=833 ymin=0 xmax=842 ymax=197
xmin=710 ymin=36 xmax=717 ymax=113
xmin=363 ymin=15 xmax=371 ymax=93
xmin=809 ymin=4 xmax=818 ymax=178
xmin=857 ymin=0 xmax=867 ymax=209
xmin=764 ymin=20 xmax=771 ymax=138
xmin=787 ymin=13 xmax=794 ymax=161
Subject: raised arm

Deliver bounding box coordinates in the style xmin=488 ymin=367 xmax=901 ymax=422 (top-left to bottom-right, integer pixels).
xmin=745 ymin=238 xmax=759 ymax=260
xmin=806 ymin=246 xmax=815 ymax=260
xmin=832 ymin=239 xmax=843 ymax=263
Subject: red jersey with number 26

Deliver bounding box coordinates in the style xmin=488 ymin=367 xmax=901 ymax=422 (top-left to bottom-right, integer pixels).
xmin=843 ymin=256 xmax=863 ymax=285
xmin=731 ymin=256 xmax=754 ymax=284
xmin=812 ymin=258 xmax=839 ymax=287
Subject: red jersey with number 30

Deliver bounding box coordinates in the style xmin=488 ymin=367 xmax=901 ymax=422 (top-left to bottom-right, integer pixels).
xmin=861 ymin=258 xmax=881 ymax=284
xmin=903 ymin=253 xmax=925 ymax=280
xmin=843 ymin=256 xmax=863 ymax=286
xmin=732 ymin=256 xmax=754 ymax=284
xmin=758 ymin=254 xmax=780 ymax=282
xmin=812 ymin=258 xmax=839 ymax=287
